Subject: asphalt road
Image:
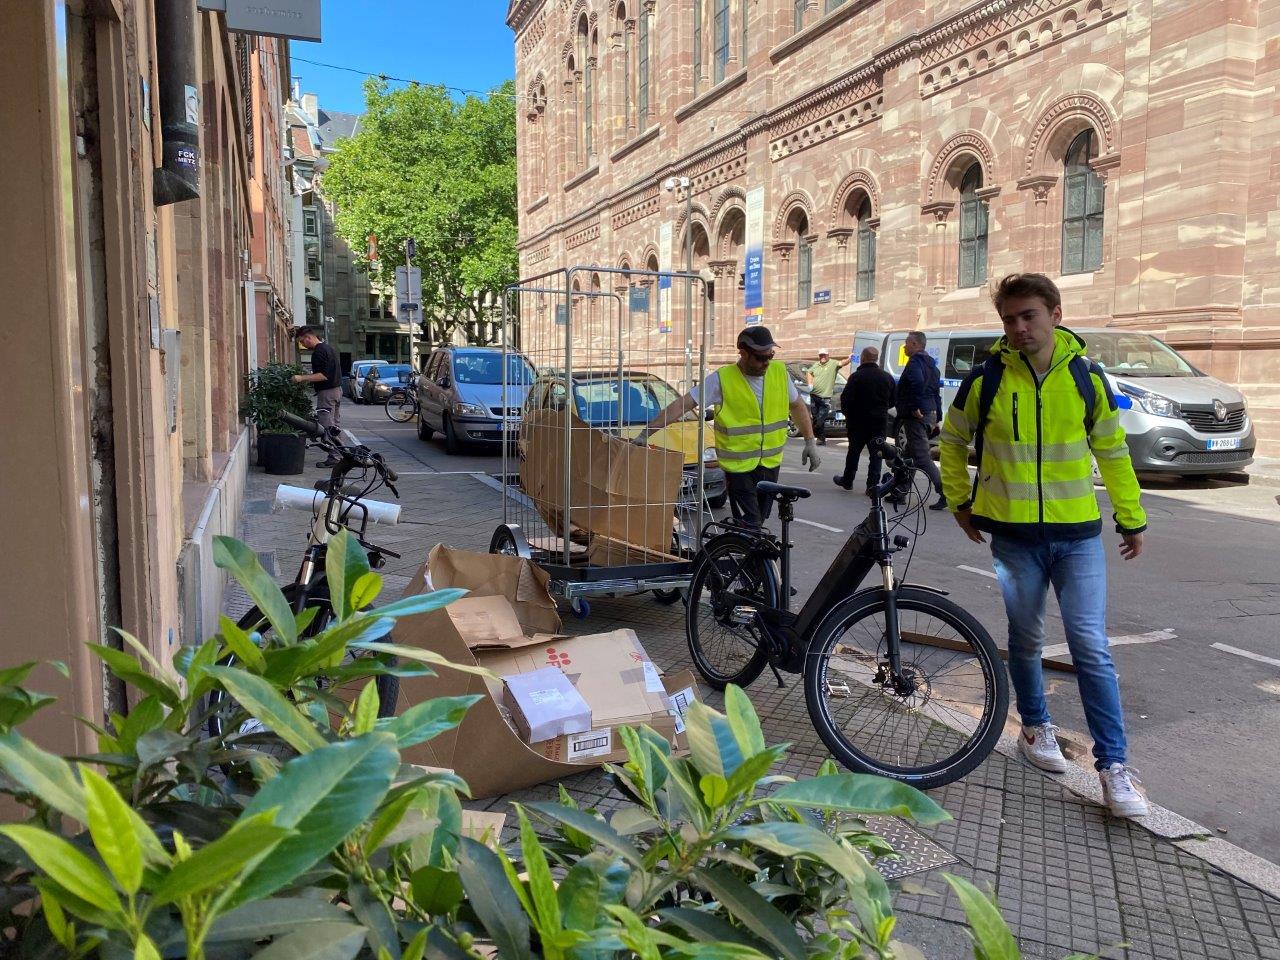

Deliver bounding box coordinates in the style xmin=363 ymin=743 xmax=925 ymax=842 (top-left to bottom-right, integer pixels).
xmin=342 ymin=400 xmax=1280 ymax=863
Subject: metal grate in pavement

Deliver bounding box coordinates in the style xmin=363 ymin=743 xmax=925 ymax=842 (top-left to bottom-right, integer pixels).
xmin=866 ymin=814 xmax=959 ymax=880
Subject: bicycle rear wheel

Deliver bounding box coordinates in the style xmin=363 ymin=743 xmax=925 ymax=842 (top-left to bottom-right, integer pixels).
xmin=803 ymin=586 xmax=1007 ymax=789
xmin=386 ymin=395 xmax=417 ymax=422
xmin=684 ymin=533 xmax=778 ymax=690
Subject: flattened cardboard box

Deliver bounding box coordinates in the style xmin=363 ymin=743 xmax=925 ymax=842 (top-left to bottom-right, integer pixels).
xmin=396 ymin=545 xmax=699 ymax=798
xmin=519 ymin=406 xmax=685 ymax=560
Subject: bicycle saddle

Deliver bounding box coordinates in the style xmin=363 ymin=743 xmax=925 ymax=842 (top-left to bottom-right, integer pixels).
xmin=756 ymin=481 xmax=811 ymax=501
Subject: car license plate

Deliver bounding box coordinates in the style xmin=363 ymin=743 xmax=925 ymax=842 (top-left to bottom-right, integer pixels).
xmin=1206 ymin=437 xmax=1241 ymax=450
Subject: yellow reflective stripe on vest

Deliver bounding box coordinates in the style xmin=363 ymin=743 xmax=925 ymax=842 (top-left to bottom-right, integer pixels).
xmin=714 ymin=361 xmax=790 ymax=472
xmin=715 ymin=420 xmax=790 ymax=437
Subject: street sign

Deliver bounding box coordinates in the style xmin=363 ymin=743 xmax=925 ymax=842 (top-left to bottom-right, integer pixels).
xmin=554 ymin=303 xmax=568 ymax=326
xmin=629 ymin=286 xmax=650 ymax=313
xmin=395 ymin=265 xmax=421 ymax=308
xmin=216 ymin=0 xmax=323 ymax=41
xmin=813 ymin=289 xmax=832 ymax=304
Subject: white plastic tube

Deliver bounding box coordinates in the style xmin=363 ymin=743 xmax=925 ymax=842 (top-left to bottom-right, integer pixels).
xmin=273 ymin=484 xmax=402 ymax=525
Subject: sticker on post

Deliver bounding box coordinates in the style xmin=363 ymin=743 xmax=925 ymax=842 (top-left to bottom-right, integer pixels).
xmin=567 ymin=728 xmax=613 ymax=759
xmin=642 ymin=660 xmax=665 ymax=693
xmin=666 ymin=686 xmax=695 ymax=735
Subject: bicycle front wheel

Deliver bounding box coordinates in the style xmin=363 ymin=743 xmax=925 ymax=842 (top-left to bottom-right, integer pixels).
xmin=385 ymin=395 xmax=417 ymax=422
xmin=803 ymin=586 xmax=1008 ymax=789
xmin=685 ymin=533 xmax=778 ymax=690
xmin=208 ymin=584 xmax=400 ymax=757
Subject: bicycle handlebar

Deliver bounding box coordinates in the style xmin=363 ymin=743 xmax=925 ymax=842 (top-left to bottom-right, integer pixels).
xmin=280 ymin=411 xmax=325 ymax=438
xmin=868 ymin=437 xmax=917 ymax=499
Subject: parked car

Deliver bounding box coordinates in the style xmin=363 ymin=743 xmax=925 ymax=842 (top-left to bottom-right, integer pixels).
xmin=524 ymin=369 xmax=728 ymax=509
xmin=417 ymin=346 xmax=537 ymax=454
xmin=346 ymin=359 xmax=388 ymax=403
xmin=852 ymin=328 xmax=1255 ymax=477
xmin=784 ymin=359 xmax=848 ymax=438
xmin=362 ymin=363 xmax=414 ymax=403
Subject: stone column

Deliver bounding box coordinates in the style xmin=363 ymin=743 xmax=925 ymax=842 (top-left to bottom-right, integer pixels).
xmin=1016 ymin=175 xmax=1056 ymax=275
xmin=921 ymin=202 xmax=954 ymax=293
xmin=828 ymin=228 xmax=853 ymax=305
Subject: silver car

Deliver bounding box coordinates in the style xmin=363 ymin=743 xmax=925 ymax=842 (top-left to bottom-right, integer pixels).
xmin=346 ymin=359 xmax=388 ymax=403
xmin=416 ymin=347 xmax=536 ymax=455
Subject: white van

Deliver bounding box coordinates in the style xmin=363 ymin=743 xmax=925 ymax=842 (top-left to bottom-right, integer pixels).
xmin=851 ymin=329 xmax=1255 ymax=478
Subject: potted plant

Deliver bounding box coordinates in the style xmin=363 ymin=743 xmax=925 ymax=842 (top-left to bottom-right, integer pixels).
xmin=244 ymin=362 xmax=315 ymax=475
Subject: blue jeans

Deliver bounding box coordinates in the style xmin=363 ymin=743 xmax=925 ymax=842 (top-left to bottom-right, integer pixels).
xmin=989 ymin=534 xmax=1128 ymax=769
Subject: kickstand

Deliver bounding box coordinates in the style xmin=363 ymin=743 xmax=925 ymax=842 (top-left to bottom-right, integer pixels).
xmin=768 ymin=661 xmax=786 ymax=688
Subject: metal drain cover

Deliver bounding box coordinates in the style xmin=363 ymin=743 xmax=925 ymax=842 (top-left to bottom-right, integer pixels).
xmin=865 ymin=815 xmax=958 ymax=880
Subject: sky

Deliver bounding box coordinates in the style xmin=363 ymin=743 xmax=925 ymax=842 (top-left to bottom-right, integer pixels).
xmin=291 ymin=0 xmax=515 ymax=116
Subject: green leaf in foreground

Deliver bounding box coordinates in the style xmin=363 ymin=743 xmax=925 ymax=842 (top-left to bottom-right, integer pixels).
xmin=205 ymin=665 xmax=328 ymax=754
xmin=0 ymin=824 xmax=121 ymax=917
xmin=943 ymin=874 xmax=1021 ymax=960
xmin=766 ymin=774 xmax=950 ymax=825
xmin=457 ymin=836 xmax=531 ymax=960
xmin=235 ymin=733 xmax=399 ymax=904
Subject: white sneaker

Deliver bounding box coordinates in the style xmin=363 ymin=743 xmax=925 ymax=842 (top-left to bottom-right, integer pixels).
xmin=1099 ymin=763 xmax=1150 ymax=818
xmin=1018 ymin=723 xmax=1068 ymax=773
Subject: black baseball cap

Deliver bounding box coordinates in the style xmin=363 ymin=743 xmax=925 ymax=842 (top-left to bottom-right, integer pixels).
xmin=737 ymin=326 xmax=778 ymax=354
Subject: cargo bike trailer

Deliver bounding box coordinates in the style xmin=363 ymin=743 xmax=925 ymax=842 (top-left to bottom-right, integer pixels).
xmin=489 ymin=264 xmax=729 ymax=618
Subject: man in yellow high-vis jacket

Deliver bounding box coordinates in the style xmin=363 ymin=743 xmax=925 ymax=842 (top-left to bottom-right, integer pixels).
xmin=940 ymin=273 xmax=1150 ymax=818
xmin=636 ymin=326 xmax=819 ymax=527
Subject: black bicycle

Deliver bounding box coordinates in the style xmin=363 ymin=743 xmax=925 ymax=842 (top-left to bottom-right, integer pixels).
xmin=385 ymin=377 xmax=420 ymax=422
xmin=207 ymin=412 xmax=404 ymax=753
xmin=685 ymin=439 xmax=1008 ymax=788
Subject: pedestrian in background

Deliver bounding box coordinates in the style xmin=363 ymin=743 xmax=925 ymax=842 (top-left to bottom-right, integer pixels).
xmin=806 ymin=347 xmax=849 ymax=446
xmin=291 ymin=325 xmax=343 ymax=467
xmin=896 ymin=331 xmax=947 ymax=510
xmin=939 ymin=273 xmax=1150 ymax=818
xmin=834 ymin=346 xmax=896 ymax=494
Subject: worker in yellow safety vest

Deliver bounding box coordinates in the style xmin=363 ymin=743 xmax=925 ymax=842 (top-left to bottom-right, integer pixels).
xmin=635 ymin=326 xmax=820 ymax=527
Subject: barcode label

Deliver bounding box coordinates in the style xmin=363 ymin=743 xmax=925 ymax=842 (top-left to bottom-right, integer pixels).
xmin=568 ymin=728 xmax=613 ymax=759
xmin=667 ymin=686 xmax=695 ymax=735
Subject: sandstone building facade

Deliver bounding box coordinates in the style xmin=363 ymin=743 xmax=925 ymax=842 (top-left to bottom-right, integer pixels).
xmin=508 ymin=0 xmax=1279 ymax=454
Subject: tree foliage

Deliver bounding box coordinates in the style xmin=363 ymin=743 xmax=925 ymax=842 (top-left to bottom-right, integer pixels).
xmin=321 ymin=78 xmax=518 ymax=347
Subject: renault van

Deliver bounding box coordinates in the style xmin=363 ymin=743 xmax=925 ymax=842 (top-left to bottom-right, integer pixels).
xmin=852 ymin=329 xmax=1254 ymax=478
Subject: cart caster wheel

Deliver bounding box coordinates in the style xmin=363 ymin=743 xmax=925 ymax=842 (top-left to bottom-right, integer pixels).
xmin=570 ymin=598 xmax=590 ymax=619
xmin=652 ymin=588 xmax=682 ymax=605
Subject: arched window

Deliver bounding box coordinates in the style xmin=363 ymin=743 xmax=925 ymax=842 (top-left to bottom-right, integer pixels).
xmin=788 ymin=209 xmax=812 ymax=310
xmin=957 ymin=163 xmax=988 ymax=288
xmin=1062 ymin=129 xmax=1104 ymax=274
xmin=713 ymin=0 xmax=730 ymax=83
xmin=856 ymin=197 xmax=876 ymax=302
xmin=637 ymin=8 xmax=650 ymax=130
xmin=825 ymin=0 xmax=847 ymax=11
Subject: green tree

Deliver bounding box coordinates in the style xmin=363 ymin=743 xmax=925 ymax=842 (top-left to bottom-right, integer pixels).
xmin=321 ymin=77 xmax=518 ymax=348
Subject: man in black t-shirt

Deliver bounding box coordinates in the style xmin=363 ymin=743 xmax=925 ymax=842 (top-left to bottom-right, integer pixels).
xmin=291 ymin=327 xmax=343 ymax=457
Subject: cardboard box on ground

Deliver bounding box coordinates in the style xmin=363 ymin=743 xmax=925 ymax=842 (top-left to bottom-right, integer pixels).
xmin=519 ymin=406 xmax=686 ymax=564
xmin=394 ymin=545 xmax=701 ymax=798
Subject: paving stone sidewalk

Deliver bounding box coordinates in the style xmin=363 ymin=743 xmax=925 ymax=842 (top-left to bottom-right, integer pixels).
xmin=226 ymin=460 xmax=1280 ymax=960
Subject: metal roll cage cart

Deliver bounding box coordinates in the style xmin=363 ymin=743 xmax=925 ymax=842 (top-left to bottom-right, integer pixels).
xmin=491 ymin=264 xmax=714 ymax=618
